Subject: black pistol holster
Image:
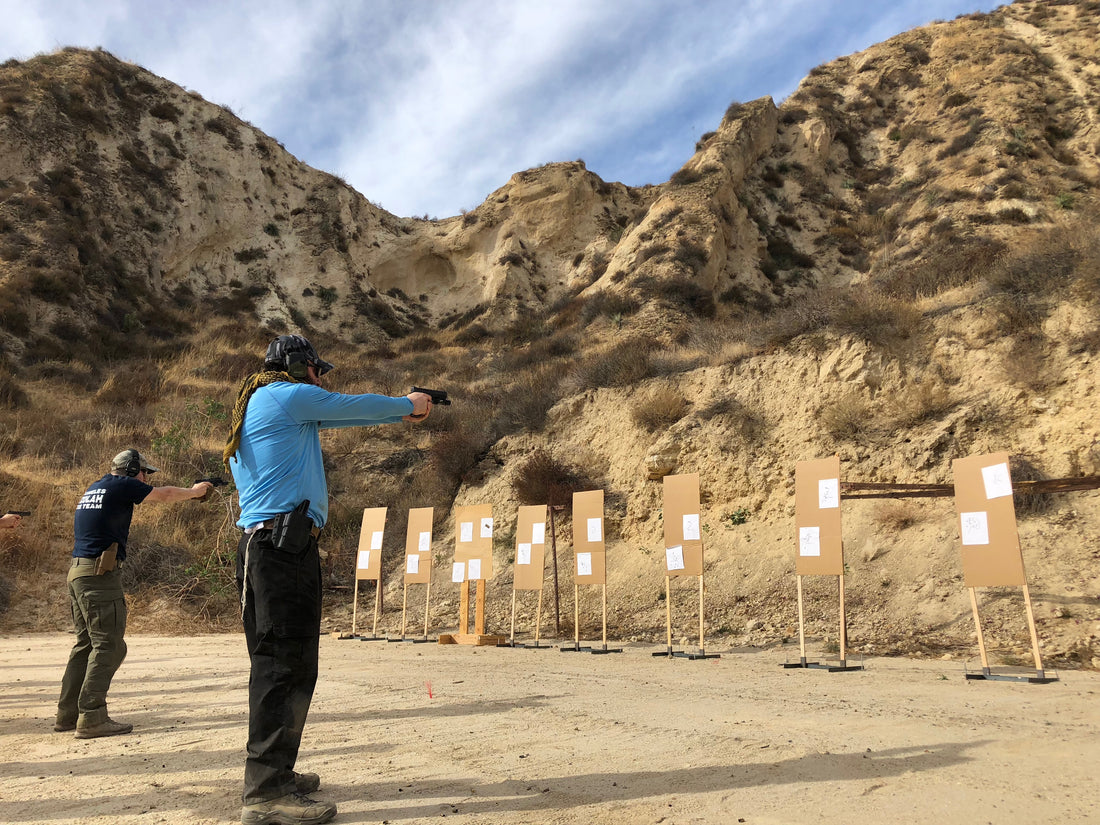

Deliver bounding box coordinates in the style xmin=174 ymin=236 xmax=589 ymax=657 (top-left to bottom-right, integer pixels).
xmin=271 ymin=500 xmax=312 ymax=552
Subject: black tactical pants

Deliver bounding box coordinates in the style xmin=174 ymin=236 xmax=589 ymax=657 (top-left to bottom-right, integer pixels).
xmin=236 ymin=527 xmax=322 ymax=804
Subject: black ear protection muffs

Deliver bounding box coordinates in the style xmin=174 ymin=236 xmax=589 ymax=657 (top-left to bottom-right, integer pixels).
xmin=285 ymin=351 xmax=310 ymax=379
xmin=123 ymin=449 xmax=142 ymax=477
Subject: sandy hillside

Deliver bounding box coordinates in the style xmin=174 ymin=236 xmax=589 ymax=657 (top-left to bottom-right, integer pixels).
xmin=1 ymin=632 xmax=1097 ymax=824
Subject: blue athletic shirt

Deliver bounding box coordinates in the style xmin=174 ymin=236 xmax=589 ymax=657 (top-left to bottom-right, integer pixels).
xmin=229 ymin=382 xmax=412 ymax=530
xmin=72 ymin=473 xmax=153 ymax=560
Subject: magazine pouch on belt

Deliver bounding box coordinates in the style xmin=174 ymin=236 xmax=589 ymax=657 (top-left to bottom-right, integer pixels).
xmin=272 ymin=500 xmax=312 ymax=553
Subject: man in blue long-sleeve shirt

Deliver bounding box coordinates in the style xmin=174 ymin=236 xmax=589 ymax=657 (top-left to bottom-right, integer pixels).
xmin=225 ymin=334 xmax=431 ymax=825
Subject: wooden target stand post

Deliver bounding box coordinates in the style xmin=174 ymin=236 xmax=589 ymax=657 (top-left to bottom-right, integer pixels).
xmin=652 ymin=473 xmax=719 ymax=660
xmin=346 ymin=507 xmax=387 ymax=641
xmin=500 ymin=505 xmax=553 ymax=649
xmin=561 ymin=490 xmax=622 ymax=654
xmin=438 ymin=504 xmax=505 ymax=646
xmin=784 ymin=457 xmax=863 ymax=672
xmin=953 ymin=452 xmax=1056 ymax=684
xmin=387 ymin=507 xmax=436 ymax=643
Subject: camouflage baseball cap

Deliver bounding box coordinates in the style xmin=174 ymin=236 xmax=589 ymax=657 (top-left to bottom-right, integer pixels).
xmin=264 ymin=334 xmax=335 ymax=375
xmin=110 ymin=449 xmax=159 ymax=475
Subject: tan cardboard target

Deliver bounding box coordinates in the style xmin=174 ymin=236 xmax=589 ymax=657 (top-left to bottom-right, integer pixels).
xmin=513 ymin=505 xmax=548 ymax=591
xmin=952 ymin=452 xmax=1026 ymax=588
xmin=355 ymin=507 xmax=387 ymax=581
xmin=453 ymin=504 xmax=494 ymax=581
xmin=653 ymin=473 xmax=719 ymax=659
xmin=663 ymin=473 xmax=703 ymax=578
xmin=349 ymin=507 xmax=387 ymax=638
xmin=403 ymin=507 xmax=434 ymax=585
xmin=440 ymin=504 xmax=503 ymax=645
xmin=787 ymin=456 xmax=861 ymax=670
xmin=795 ymin=456 xmax=843 ymax=576
xmin=572 ymin=490 xmax=606 ymax=585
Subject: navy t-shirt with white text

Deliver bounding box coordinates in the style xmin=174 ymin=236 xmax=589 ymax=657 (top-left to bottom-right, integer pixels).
xmin=72 ymin=473 xmax=153 ymax=561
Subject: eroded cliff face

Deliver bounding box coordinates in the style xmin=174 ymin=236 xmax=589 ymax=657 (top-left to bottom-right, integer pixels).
xmin=2 ymin=1 xmax=1099 ymax=665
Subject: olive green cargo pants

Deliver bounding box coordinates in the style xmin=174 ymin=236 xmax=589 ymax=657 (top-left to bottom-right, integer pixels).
xmin=56 ymin=560 xmax=128 ymax=728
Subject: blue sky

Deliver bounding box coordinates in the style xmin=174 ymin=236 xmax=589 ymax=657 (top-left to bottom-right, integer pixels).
xmin=1 ymin=0 xmax=1004 ymax=218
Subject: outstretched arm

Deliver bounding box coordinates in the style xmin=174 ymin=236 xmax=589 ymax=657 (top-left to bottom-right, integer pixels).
xmin=144 ymin=481 xmax=213 ymax=504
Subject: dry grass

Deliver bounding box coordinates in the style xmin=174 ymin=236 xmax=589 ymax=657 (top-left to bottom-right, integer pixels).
xmin=819 ymin=391 xmax=878 ymax=443
xmin=511 ymin=449 xmax=592 ymax=508
xmin=0 ymin=365 xmax=28 ymax=409
xmin=562 ymin=337 xmax=657 ymax=394
xmin=697 ymin=396 xmax=765 ymax=443
xmin=872 ymin=500 xmax=924 ymax=532
xmin=631 ymin=387 xmax=689 ymax=432
xmin=94 ymin=362 xmax=163 ymax=406
xmin=884 ymin=382 xmax=956 ymax=428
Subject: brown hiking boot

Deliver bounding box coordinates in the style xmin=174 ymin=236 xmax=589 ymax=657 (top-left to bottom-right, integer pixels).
xmin=54 ymin=720 xmax=77 ymax=732
xmin=75 ymin=717 xmax=133 ymax=739
xmin=294 ymin=772 xmax=320 ymax=794
xmin=241 ymin=792 xmax=336 ymax=825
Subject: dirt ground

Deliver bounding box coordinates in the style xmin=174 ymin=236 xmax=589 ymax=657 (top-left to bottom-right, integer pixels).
xmin=1 ymin=632 xmax=1097 ymax=825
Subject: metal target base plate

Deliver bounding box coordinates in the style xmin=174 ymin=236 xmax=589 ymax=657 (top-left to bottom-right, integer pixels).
xmin=783 ymin=657 xmax=864 ymax=672
xmin=498 ymin=641 xmax=554 ymax=649
xmin=965 ymin=667 xmax=1058 ymax=684
xmin=560 ymin=643 xmax=623 ymax=654
xmin=652 ymin=647 xmax=721 ymax=660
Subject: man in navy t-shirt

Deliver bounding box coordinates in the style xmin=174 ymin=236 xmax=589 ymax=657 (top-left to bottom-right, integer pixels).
xmin=55 ymin=449 xmax=212 ymax=739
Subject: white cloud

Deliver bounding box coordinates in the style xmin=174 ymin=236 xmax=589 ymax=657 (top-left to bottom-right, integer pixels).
xmin=1 ymin=0 xmax=1005 ymax=217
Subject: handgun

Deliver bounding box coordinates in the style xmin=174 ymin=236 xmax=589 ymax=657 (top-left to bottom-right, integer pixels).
xmin=4 ymin=510 xmax=31 ymax=516
xmin=411 ymin=387 xmax=451 ymax=406
xmin=194 ymin=477 xmax=229 ymax=502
